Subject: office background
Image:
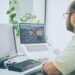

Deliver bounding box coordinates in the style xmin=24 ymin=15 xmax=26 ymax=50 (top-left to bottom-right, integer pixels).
xmin=0 ymin=0 xmax=74 ymax=52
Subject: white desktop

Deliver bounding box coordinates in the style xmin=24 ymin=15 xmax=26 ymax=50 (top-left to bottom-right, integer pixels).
xmin=0 ymin=24 xmax=53 ymax=75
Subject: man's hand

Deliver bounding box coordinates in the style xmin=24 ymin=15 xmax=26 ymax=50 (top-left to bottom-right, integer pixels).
xmin=42 ymin=62 xmax=62 ymax=75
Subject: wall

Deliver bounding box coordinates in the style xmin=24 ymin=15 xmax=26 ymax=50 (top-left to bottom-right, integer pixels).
xmin=16 ymin=0 xmax=45 ymax=24
xmin=16 ymin=0 xmax=33 ymax=21
xmin=46 ymin=0 xmax=74 ymax=51
xmin=0 ymin=0 xmax=74 ymax=51
xmin=33 ymin=0 xmax=45 ymax=23
xmin=0 ymin=0 xmax=9 ymax=24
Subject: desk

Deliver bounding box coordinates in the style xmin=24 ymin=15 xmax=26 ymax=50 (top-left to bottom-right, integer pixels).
xmin=0 ymin=55 xmax=43 ymax=75
xmin=0 ymin=69 xmax=21 ymax=75
xmin=0 ymin=45 xmax=53 ymax=75
xmin=0 ymin=64 xmax=42 ymax=75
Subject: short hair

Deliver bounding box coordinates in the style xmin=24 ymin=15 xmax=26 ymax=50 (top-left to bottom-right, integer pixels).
xmin=66 ymin=1 xmax=75 ymax=32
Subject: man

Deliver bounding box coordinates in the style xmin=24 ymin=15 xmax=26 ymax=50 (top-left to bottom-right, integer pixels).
xmin=42 ymin=1 xmax=75 ymax=75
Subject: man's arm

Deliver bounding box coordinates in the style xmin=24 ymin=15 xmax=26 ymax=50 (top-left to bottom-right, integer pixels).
xmin=43 ymin=62 xmax=62 ymax=75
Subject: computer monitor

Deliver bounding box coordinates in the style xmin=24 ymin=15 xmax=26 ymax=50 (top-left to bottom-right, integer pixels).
xmin=19 ymin=23 xmax=45 ymax=44
xmin=0 ymin=24 xmax=17 ymax=59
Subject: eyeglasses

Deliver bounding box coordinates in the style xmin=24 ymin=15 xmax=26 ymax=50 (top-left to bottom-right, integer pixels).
xmin=63 ymin=12 xmax=72 ymax=19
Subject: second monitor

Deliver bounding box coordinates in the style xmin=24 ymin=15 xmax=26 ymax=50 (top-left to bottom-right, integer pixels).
xmin=0 ymin=24 xmax=17 ymax=59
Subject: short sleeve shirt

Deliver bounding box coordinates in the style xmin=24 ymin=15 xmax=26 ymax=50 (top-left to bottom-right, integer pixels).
xmin=52 ymin=36 xmax=75 ymax=75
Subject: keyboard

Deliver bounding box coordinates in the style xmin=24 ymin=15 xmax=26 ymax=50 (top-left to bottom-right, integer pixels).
xmin=8 ymin=59 xmax=41 ymax=72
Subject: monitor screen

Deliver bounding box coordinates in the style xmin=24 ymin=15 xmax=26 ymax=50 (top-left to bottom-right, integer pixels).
xmin=19 ymin=23 xmax=45 ymax=44
xmin=0 ymin=24 xmax=17 ymax=59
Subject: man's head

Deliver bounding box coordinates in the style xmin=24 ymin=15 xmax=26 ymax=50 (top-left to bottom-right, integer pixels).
xmin=66 ymin=1 xmax=75 ymax=32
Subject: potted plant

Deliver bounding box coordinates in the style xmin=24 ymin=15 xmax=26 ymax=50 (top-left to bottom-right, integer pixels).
xmin=7 ymin=0 xmax=41 ymax=37
xmin=6 ymin=0 xmax=41 ymax=53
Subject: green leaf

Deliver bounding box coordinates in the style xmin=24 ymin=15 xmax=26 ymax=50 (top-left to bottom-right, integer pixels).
xmin=32 ymin=15 xmax=36 ymax=19
xmin=20 ymin=18 xmax=23 ymax=22
xmin=10 ymin=13 xmax=16 ymax=19
xmin=16 ymin=28 xmax=20 ymax=36
xmin=9 ymin=1 xmax=12 ymax=5
xmin=14 ymin=1 xmax=17 ymax=3
xmin=13 ymin=25 xmax=20 ymax=37
xmin=11 ymin=7 xmax=15 ymax=11
xmin=6 ymin=10 xmax=11 ymax=14
xmin=14 ymin=21 xmax=18 ymax=24
xmin=13 ymin=0 xmax=17 ymax=3
xmin=24 ymin=18 xmax=28 ymax=22
xmin=9 ymin=18 xmax=14 ymax=23
xmin=16 ymin=30 xmax=20 ymax=36
xmin=36 ymin=20 xmax=40 ymax=24
xmin=13 ymin=25 xmax=17 ymax=30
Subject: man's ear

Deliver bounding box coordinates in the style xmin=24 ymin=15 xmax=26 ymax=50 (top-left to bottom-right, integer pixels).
xmin=70 ymin=13 xmax=75 ymax=27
